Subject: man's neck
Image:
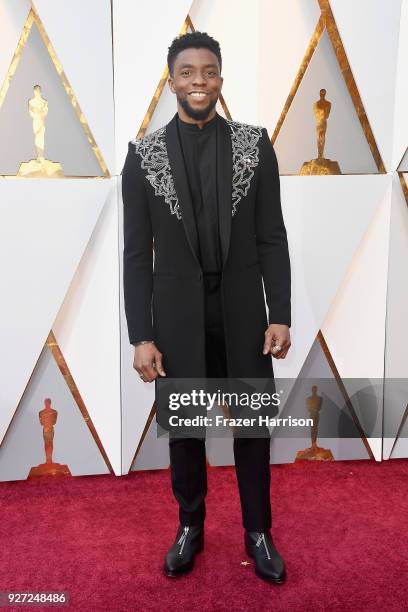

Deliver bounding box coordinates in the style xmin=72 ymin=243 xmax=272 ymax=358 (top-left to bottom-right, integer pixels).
xmin=177 ymin=106 xmax=217 ymax=130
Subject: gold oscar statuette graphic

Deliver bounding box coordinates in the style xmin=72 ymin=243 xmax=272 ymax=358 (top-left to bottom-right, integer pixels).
xmin=17 ymin=85 xmax=64 ymax=178
xmin=300 ymin=89 xmax=341 ymax=175
xmin=295 ymin=385 xmax=334 ymax=461
xmin=28 ymin=398 xmax=71 ymax=478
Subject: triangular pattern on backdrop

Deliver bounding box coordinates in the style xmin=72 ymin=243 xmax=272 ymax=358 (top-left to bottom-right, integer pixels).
xmin=0 ymin=341 xmax=111 ymax=482
xmin=322 ymin=180 xmax=391 ymax=459
xmin=52 ymin=185 xmax=121 ymax=475
xmin=272 ymin=0 xmax=385 ymax=175
xmin=0 ymin=1 xmax=31 ymax=81
xmin=130 ymin=403 xmax=170 ymax=472
xmin=329 ymin=0 xmax=402 ymax=172
xmin=0 ymin=7 xmax=109 ymax=177
xmin=273 ymin=175 xmax=386 ymax=461
xmin=32 ymin=0 xmax=115 ymax=174
xmin=276 ymin=175 xmax=390 ymax=380
xmin=0 ymin=178 xmax=112 ymax=447
xmin=399 ymin=173 xmax=408 ymax=204
xmin=383 ymin=174 xmax=408 ymax=459
xmin=398 ymin=149 xmax=408 ymax=173
xmin=269 ymin=333 xmax=373 ymax=463
xmin=322 ymin=182 xmax=391 ymax=381
xmin=321 ymin=183 xmax=392 ymax=460
xmin=389 ymin=405 xmax=408 ymax=459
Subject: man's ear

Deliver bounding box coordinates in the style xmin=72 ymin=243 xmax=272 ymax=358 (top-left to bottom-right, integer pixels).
xmin=168 ymin=76 xmax=175 ymax=94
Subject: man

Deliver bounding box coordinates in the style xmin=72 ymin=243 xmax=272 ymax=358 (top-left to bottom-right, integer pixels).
xmin=122 ymin=32 xmax=291 ymax=583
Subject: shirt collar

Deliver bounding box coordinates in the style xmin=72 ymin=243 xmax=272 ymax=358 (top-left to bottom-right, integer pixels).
xmin=177 ymin=112 xmax=218 ymax=133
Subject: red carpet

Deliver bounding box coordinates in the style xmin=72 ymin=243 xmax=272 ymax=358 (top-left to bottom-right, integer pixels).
xmin=0 ymin=458 xmax=407 ymax=611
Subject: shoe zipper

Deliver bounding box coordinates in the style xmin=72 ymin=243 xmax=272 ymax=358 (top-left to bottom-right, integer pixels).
xmin=255 ymin=533 xmax=271 ymax=560
xmin=177 ymin=526 xmax=190 ymax=555
xmin=262 ymin=533 xmax=271 ymax=560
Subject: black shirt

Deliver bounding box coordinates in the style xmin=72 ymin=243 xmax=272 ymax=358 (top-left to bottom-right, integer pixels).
xmin=177 ymin=113 xmax=222 ymax=274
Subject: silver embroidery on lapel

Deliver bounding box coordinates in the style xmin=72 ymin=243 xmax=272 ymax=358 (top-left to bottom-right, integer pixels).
xmin=131 ymin=121 xmax=263 ymax=220
xmin=131 ymin=127 xmax=182 ymax=220
xmin=226 ymin=120 xmax=263 ymax=216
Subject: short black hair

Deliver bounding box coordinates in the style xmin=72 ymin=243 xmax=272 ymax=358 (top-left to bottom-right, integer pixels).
xmin=167 ymin=31 xmax=222 ymax=76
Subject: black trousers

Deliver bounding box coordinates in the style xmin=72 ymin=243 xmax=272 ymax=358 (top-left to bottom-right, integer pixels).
xmin=168 ymin=273 xmax=272 ymax=531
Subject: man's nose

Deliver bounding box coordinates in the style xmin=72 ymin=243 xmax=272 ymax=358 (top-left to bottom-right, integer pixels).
xmin=192 ymin=73 xmax=206 ymax=86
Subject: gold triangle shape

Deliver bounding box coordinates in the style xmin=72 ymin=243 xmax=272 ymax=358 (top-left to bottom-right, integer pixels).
xmin=317 ymin=331 xmax=375 ymax=459
xmin=399 ymin=172 xmax=408 ymax=205
xmin=397 ymin=147 xmax=408 ymax=174
xmin=129 ymin=402 xmax=159 ymax=471
xmin=388 ymin=401 xmax=408 ymax=458
xmin=0 ymin=330 xmax=114 ymax=476
xmin=272 ymin=0 xmax=385 ymax=174
xmin=0 ymin=6 xmax=110 ymax=178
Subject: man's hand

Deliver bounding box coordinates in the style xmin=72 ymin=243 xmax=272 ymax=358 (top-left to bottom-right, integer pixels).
xmin=263 ymin=324 xmax=291 ymax=359
xmin=133 ymin=342 xmax=166 ymax=382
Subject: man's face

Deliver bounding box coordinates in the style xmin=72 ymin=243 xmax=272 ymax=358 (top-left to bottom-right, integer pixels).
xmin=168 ymin=47 xmax=223 ymax=121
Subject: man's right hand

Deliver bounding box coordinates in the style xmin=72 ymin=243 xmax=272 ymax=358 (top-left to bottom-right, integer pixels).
xmin=133 ymin=342 xmax=166 ymax=382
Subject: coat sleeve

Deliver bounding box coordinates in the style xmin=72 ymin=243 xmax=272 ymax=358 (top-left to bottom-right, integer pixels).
xmin=255 ymin=128 xmax=291 ymax=328
xmin=121 ymin=141 xmax=154 ymax=345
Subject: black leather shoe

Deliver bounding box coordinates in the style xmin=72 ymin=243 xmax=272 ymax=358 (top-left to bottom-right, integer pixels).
xmin=163 ymin=524 xmax=204 ymax=577
xmin=245 ymin=531 xmax=286 ymax=583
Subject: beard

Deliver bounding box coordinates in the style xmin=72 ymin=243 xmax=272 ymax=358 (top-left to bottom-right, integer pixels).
xmin=179 ymin=95 xmax=218 ymax=121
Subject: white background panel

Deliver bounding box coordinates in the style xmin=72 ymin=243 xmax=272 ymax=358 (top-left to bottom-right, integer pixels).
xmin=393 ymin=0 xmax=408 ymax=169
xmin=145 ymin=80 xmax=178 ymax=136
xmin=52 ymin=180 xmax=121 ymax=475
xmin=33 ymin=0 xmax=115 ymax=174
xmin=383 ymin=174 xmax=408 ymax=458
xmin=258 ymin=0 xmax=321 ymax=133
xmin=330 ymin=0 xmax=402 ymax=172
xmin=131 ymin=417 xmax=169 ymax=471
xmin=0 ymin=179 xmax=111 ymax=444
xmin=391 ymin=430 xmax=408 ymax=459
xmin=113 ymin=0 xmax=193 ymax=173
xmin=322 ymin=181 xmax=392 ymax=379
xmin=189 ymin=0 xmax=259 ymax=123
xmin=275 ymin=175 xmax=390 ymax=380
xmin=0 ymin=0 xmax=31 ymax=86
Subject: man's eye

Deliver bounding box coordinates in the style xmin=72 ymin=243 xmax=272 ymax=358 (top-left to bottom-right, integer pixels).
xmin=181 ymin=71 xmax=190 ymax=77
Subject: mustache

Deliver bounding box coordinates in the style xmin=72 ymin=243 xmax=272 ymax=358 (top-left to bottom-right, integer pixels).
xmin=179 ymin=95 xmax=218 ymax=121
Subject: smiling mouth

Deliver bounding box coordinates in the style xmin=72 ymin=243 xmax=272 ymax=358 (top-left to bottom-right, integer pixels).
xmin=188 ymin=92 xmax=208 ymax=99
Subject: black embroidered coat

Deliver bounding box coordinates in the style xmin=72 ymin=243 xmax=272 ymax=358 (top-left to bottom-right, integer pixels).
xmin=122 ymin=112 xmax=291 ymax=379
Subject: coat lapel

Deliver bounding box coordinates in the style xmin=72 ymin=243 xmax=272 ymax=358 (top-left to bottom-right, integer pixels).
xmin=166 ymin=114 xmax=201 ymax=268
xmin=216 ymin=115 xmax=233 ymax=268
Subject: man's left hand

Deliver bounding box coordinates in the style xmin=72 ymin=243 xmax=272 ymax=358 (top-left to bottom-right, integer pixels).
xmin=263 ymin=324 xmax=291 ymax=359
